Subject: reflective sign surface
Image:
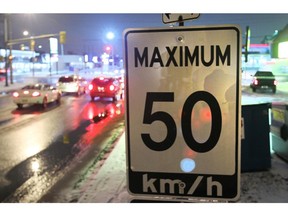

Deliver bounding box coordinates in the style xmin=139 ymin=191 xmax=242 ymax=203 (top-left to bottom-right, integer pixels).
xmin=124 ymin=25 xmax=241 ymax=201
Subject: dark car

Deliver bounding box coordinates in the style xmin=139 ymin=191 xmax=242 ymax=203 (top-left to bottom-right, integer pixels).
xmin=250 ymin=71 xmax=277 ymax=93
xmin=88 ymin=76 xmax=122 ymax=101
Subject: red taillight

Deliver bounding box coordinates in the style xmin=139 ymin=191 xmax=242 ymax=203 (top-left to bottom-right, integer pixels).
xmin=274 ymin=80 xmax=277 ymax=85
xmin=13 ymin=92 xmax=19 ymax=97
xmin=200 ymin=106 xmax=212 ymax=123
xmin=109 ymin=84 xmax=115 ymax=91
xmin=32 ymin=91 xmax=41 ymax=97
xmin=88 ymin=84 xmax=93 ymax=91
xmin=253 ymin=79 xmax=258 ymax=85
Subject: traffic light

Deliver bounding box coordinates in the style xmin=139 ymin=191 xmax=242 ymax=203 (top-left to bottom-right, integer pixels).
xmin=105 ymin=45 xmax=112 ymax=54
xmin=59 ymin=31 xmax=66 ymax=44
xmin=30 ymin=39 xmax=35 ymax=51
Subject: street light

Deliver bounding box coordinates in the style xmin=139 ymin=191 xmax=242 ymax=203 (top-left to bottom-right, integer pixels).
xmin=106 ymin=32 xmax=115 ymax=40
xmin=23 ymin=30 xmax=29 ymax=36
xmin=21 ymin=30 xmax=36 ymax=76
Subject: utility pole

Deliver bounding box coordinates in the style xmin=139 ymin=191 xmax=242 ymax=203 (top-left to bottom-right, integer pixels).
xmin=4 ymin=15 xmax=9 ymax=87
xmin=245 ymin=26 xmax=251 ymax=63
xmin=3 ymin=14 xmax=15 ymax=85
xmin=9 ymin=45 xmax=13 ymax=84
xmin=3 ymin=25 xmax=65 ymax=82
xmin=6 ymin=32 xmax=64 ymax=78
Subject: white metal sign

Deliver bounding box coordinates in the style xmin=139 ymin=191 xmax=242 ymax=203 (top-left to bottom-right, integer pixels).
xmin=49 ymin=37 xmax=58 ymax=54
xmin=124 ymin=25 xmax=241 ymax=201
xmin=162 ymin=13 xmax=200 ymax=24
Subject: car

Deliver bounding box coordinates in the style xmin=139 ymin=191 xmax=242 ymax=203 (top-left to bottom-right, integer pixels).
xmin=0 ymin=67 xmax=9 ymax=76
xmin=250 ymin=71 xmax=277 ymax=93
xmin=88 ymin=76 xmax=122 ymax=101
xmin=12 ymin=83 xmax=61 ymax=109
xmin=56 ymin=75 xmax=88 ymax=96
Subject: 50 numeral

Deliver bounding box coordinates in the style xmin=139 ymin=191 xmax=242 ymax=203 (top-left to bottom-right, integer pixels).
xmin=141 ymin=92 xmax=222 ymax=152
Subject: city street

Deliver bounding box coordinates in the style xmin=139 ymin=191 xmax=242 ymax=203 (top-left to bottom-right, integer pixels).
xmin=0 ymin=70 xmax=125 ymax=202
xmin=1 ymin=12 xmax=288 ymax=216
xmin=0 ymin=70 xmax=287 ymax=204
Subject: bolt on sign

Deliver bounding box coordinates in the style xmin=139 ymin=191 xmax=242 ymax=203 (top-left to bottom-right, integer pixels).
xmin=124 ymin=25 xmax=242 ymax=201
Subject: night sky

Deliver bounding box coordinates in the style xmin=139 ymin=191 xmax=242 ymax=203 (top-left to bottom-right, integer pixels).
xmin=6 ymin=13 xmax=288 ymax=57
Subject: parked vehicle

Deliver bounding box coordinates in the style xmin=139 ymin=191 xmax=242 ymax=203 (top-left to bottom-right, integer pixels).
xmin=88 ymin=76 xmax=122 ymax=101
xmin=250 ymin=71 xmax=277 ymax=93
xmin=57 ymin=75 xmax=87 ymax=96
xmin=12 ymin=83 xmax=61 ymax=109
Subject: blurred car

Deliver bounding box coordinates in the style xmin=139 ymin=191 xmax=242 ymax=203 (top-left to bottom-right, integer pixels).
xmin=12 ymin=83 xmax=61 ymax=109
xmin=56 ymin=75 xmax=88 ymax=96
xmin=0 ymin=67 xmax=10 ymax=76
xmin=250 ymin=71 xmax=277 ymax=93
xmin=88 ymin=76 xmax=122 ymax=101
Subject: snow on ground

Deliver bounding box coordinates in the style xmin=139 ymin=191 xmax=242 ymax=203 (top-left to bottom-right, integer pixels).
xmin=3 ymin=132 xmax=288 ymax=216
xmin=39 ymin=132 xmax=288 ymax=204
xmin=39 ymin=132 xmax=129 ymax=203
xmin=240 ymin=154 xmax=288 ymax=203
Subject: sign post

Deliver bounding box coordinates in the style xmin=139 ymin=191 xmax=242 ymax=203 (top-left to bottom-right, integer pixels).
xmin=124 ymin=25 xmax=241 ymax=201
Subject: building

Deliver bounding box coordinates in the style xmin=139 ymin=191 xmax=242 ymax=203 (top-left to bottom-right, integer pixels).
xmin=271 ymin=24 xmax=288 ymax=59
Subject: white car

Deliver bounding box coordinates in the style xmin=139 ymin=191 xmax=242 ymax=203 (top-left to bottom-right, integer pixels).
xmin=56 ymin=75 xmax=87 ymax=96
xmin=12 ymin=83 xmax=61 ymax=109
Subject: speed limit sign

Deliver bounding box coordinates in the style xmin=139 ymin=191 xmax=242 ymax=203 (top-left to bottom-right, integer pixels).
xmin=124 ymin=25 xmax=241 ymax=201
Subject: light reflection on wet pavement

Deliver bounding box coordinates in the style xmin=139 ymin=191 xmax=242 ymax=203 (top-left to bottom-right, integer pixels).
xmin=0 ymin=97 xmax=124 ymax=202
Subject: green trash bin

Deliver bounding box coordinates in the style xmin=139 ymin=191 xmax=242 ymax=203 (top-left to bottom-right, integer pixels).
xmin=241 ymin=103 xmax=271 ymax=172
xmin=270 ymin=102 xmax=288 ymax=161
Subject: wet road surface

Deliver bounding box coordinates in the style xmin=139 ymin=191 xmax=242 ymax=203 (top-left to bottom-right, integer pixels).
xmin=0 ymin=92 xmax=125 ymax=202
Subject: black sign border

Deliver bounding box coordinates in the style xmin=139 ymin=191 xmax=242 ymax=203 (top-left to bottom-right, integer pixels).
xmin=124 ymin=26 xmax=241 ymax=201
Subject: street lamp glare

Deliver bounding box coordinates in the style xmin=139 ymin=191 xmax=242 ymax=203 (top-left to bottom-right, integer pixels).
xmin=106 ymin=32 xmax=115 ymax=40
xmin=23 ymin=30 xmax=29 ymax=36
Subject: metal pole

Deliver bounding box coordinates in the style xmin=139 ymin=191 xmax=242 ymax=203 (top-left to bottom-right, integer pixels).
xmin=32 ymin=51 xmax=35 ymax=77
xmin=4 ymin=14 xmax=13 ymax=85
xmin=9 ymin=46 xmax=13 ymax=84
xmin=7 ymin=33 xmax=59 ymax=46
xmin=61 ymin=44 xmax=64 ymax=55
xmin=112 ymin=44 xmax=114 ymax=71
xmin=49 ymin=53 xmax=52 ymax=76
xmin=4 ymin=15 xmax=9 ymax=87
xmin=178 ymin=16 xmax=184 ymax=26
